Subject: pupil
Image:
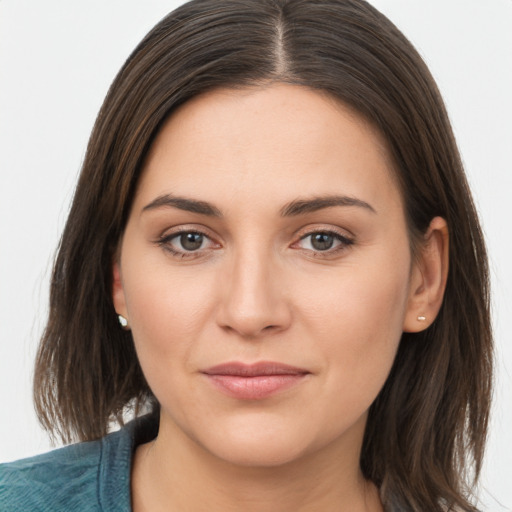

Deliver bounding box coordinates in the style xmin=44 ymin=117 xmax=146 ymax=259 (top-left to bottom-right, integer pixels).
xmin=311 ymin=233 xmax=334 ymax=251
xmin=180 ymin=233 xmax=203 ymax=251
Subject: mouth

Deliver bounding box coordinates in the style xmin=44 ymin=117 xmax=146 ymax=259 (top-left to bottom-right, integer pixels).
xmin=201 ymin=361 xmax=310 ymax=400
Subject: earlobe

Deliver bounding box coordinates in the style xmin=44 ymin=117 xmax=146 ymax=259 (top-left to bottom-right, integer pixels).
xmin=403 ymin=217 xmax=449 ymax=333
xmin=112 ymin=261 xmax=129 ymax=325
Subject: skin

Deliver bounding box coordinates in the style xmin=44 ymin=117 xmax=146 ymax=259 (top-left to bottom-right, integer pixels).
xmin=113 ymin=83 xmax=449 ymax=512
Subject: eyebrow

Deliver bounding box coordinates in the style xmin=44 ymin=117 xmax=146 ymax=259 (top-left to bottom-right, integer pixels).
xmin=142 ymin=194 xmax=223 ymax=217
xmin=141 ymin=193 xmax=376 ymax=217
xmin=279 ymin=195 xmax=376 ymax=216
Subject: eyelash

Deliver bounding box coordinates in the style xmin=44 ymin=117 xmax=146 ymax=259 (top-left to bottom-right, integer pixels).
xmin=295 ymin=229 xmax=354 ymax=256
xmin=156 ymin=230 xmax=217 ymax=259
xmin=156 ymin=228 xmax=354 ymax=260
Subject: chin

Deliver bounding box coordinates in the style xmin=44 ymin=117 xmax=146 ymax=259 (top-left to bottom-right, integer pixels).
xmin=190 ymin=413 xmax=325 ymax=468
xmin=208 ymin=434 xmax=311 ymax=468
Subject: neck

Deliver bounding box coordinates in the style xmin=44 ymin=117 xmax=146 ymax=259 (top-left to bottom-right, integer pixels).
xmin=131 ymin=415 xmax=382 ymax=512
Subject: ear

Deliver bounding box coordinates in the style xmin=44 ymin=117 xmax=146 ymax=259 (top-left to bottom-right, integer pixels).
xmin=403 ymin=216 xmax=449 ymax=333
xmin=112 ymin=261 xmax=129 ymax=322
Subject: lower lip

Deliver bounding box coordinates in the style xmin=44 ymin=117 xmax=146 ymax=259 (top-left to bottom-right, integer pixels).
xmin=204 ymin=374 xmax=307 ymax=400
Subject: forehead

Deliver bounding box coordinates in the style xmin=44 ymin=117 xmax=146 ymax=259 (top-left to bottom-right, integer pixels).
xmin=135 ymin=83 xmax=402 ymax=215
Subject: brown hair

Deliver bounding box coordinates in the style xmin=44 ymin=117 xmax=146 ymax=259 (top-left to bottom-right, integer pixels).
xmin=34 ymin=1 xmax=492 ymax=510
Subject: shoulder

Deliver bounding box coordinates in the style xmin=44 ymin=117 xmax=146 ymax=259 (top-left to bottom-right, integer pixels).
xmin=0 ymin=437 xmax=105 ymax=511
xmin=0 ymin=415 xmax=158 ymax=511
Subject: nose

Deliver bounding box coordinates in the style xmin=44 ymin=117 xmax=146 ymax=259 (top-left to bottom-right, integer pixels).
xmin=215 ymin=247 xmax=292 ymax=339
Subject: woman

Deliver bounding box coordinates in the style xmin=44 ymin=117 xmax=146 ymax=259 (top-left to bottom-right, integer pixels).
xmin=0 ymin=0 xmax=493 ymax=510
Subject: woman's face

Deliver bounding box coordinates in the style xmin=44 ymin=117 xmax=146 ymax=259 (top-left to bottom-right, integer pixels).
xmin=114 ymin=83 xmax=421 ymax=467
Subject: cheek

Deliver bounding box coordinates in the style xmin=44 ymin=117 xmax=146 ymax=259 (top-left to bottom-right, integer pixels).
xmin=298 ymin=248 xmax=411 ymax=399
xmin=122 ymin=258 xmax=217 ymax=374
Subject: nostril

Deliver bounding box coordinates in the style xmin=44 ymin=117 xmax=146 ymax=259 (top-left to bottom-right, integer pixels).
xmin=215 ymin=264 xmax=293 ymax=338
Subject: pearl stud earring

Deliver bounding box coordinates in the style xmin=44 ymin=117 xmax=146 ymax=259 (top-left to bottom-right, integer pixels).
xmin=417 ymin=315 xmax=426 ymax=322
xmin=118 ymin=314 xmax=129 ymax=329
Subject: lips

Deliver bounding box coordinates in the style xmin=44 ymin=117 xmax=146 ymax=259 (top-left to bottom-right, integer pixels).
xmin=201 ymin=362 xmax=310 ymax=400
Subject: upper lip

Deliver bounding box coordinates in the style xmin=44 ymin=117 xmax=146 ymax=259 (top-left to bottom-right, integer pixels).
xmin=201 ymin=361 xmax=310 ymax=377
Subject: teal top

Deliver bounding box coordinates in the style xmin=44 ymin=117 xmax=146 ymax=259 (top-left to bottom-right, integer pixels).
xmin=0 ymin=415 xmax=158 ymax=512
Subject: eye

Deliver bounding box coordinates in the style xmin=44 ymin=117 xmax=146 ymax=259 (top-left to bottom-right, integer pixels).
xmin=296 ymin=230 xmax=354 ymax=255
xmin=157 ymin=229 xmax=218 ymax=258
xmin=175 ymin=232 xmax=206 ymax=251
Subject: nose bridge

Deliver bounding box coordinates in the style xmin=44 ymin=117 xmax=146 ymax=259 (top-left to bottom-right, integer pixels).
xmin=217 ymin=237 xmax=290 ymax=338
